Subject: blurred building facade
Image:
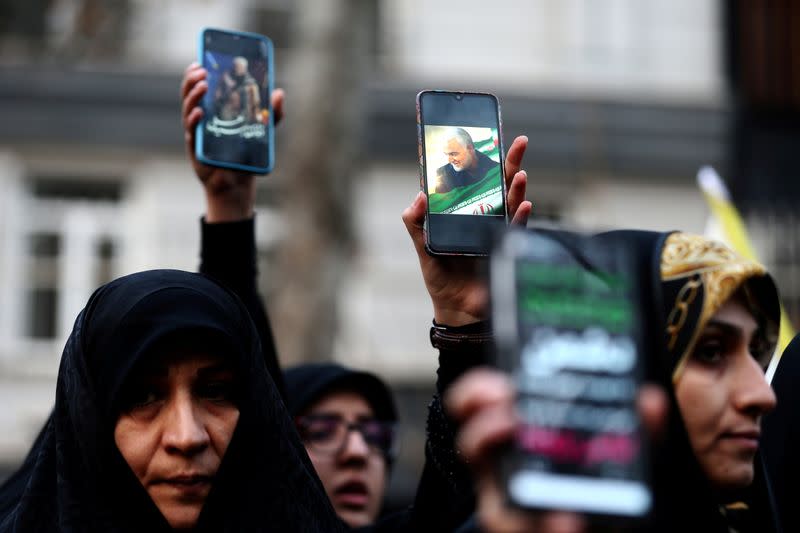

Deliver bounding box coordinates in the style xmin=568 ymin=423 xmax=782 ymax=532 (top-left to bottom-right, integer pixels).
xmin=1 ymin=0 xmax=790 ymax=507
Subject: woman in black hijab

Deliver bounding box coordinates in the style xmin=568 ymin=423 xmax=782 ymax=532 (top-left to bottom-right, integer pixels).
xmin=0 ymin=269 xmax=343 ymax=532
xmin=762 ymin=333 xmax=800 ymax=533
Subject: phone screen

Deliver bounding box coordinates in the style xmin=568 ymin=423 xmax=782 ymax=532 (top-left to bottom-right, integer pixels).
xmin=197 ymin=28 xmax=274 ymax=174
xmin=492 ymin=230 xmax=651 ymax=518
xmin=417 ymin=91 xmax=506 ymax=255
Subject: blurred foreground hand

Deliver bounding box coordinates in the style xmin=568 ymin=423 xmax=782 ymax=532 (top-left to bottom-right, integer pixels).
xmin=445 ymin=368 xmax=668 ymax=533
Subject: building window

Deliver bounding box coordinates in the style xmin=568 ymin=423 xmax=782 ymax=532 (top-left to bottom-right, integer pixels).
xmin=25 ymin=233 xmax=60 ymax=339
xmin=19 ymin=176 xmax=122 ymax=341
xmin=95 ymin=237 xmax=115 ymax=287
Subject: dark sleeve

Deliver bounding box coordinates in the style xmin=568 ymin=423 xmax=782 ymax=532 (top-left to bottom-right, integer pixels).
xmin=762 ymin=336 xmax=800 ymax=533
xmin=408 ymin=321 xmax=492 ymax=531
xmin=199 ymin=217 xmax=287 ymax=401
xmin=366 ymin=321 xmax=492 ymax=533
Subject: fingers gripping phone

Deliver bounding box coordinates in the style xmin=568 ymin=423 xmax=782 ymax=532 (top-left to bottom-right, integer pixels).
xmin=416 ymin=91 xmax=507 ymax=256
xmin=491 ymin=229 xmax=652 ymax=519
xmin=196 ymin=28 xmax=275 ymax=174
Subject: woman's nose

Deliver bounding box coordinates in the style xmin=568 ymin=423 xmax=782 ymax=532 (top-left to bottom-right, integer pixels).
xmin=337 ymin=428 xmax=370 ymax=462
xmin=734 ymin=354 xmax=777 ymax=417
xmin=162 ymin=394 xmax=210 ymax=455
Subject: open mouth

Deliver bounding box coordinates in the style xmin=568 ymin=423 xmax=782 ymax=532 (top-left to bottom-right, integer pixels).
xmin=334 ymin=480 xmax=370 ymax=509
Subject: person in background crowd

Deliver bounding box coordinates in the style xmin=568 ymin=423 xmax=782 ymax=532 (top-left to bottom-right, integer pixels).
xmin=284 ymin=363 xmax=398 ymax=528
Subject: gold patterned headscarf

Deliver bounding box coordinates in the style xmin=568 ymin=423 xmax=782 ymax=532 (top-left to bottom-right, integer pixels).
xmin=660 ymin=232 xmax=779 ymax=382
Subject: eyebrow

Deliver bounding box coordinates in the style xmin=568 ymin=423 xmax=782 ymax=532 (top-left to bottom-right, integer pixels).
xmin=306 ymin=411 xmax=377 ymax=421
xmin=703 ymin=319 xmax=763 ymax=342
xmin=134 ymin=363 xmax=169 ymax=379
xmin=196 ymin=363 xmax=235 ymax=378
xmin=703 ymin=320 xmax=742 ymax=337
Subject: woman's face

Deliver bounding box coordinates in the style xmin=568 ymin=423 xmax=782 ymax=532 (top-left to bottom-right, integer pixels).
xmin=675 ymin=297 xmax=776 ymax=491
xmin=114 ymin=351 xmax=239 ymax=529
xmin=301 ymin=392 xmax=388 ymax=528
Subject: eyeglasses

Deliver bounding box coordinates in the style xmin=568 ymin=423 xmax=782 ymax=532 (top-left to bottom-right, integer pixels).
xmin=295 ymin=414 xmax=396 ymax=457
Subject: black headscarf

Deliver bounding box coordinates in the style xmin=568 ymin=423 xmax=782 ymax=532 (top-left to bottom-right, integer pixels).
xmin=593 ymin=230 xmax=781 ymax=533
xmin=0 ymin=269 xmax=344 ymax=532
xmin=763 ymin=333 xmax=800 ymax=533
xmin=283 ymin=363 xmax=398 ymax=422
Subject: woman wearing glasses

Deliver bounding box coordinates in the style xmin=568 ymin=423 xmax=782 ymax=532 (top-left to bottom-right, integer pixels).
xmin=284 ymin=363 xmax=398 ymax=528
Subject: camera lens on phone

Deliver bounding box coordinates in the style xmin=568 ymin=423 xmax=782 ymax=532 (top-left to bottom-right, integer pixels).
xmin=455 ymin=94 xmax=463 ymax=101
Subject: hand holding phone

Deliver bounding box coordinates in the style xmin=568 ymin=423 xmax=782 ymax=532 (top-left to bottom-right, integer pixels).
xmin=446 ymin=367 xmax=667 ymax=532
xmin=183 ymin=61 xmax=283 ymax=221
xmin=195 ymin=28 xmax=275 ymax=175
xmin=402 ymin=136 xmax=531 ymax=326
xmin=417 ymin=91 xmax=511 ymax=256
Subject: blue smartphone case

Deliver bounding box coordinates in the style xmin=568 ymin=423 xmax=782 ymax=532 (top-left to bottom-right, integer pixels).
xmin=195 ymin=28 xmax=275 ymax=174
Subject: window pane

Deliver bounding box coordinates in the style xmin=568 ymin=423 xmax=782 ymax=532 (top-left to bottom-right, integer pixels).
xmin=96 ymin=237 xmax=115 ymax=286
xmin=27 ymin=288 xmax=57 ymax=339
xmin=31 ymin=179 xmax=122 ymax=202
xmin=28 ymin=233 xmax=60 ymax=258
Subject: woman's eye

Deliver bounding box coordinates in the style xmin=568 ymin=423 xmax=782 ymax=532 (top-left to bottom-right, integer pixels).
xmin=296 ymin=417 xmax=340 ymax=443
xmin=136 ymin=390 xmax=159 ymax=406
xmin=749 ymin=337 xmax=772 ymax=367
xmin=197 ymin=381 xmax=235 ymax=403
xmin=306 ymin=426 xmax=336 ymax=442
xmin=121 ymin=387 xmax=163 ymax=414
xmin=694 ymin=340 xmax=724 ymax=364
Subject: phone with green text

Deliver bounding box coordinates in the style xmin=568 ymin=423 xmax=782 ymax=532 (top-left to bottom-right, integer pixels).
xmin=491 ymin=229 xmax=652 ymax=520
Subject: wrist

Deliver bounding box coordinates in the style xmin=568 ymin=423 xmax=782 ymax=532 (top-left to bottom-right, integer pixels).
xmin=204 ymin=189 xmax=255 ymax=223
xmin=429 ymin=320 xmax=493 ymax=351
xmin=433 ymin=307 xmax=485 ymax=328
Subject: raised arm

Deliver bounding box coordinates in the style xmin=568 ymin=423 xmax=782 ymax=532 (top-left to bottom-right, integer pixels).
xmin=181 ymin=62 xmax=288 ymax=400
xmin=396 ymin=136 xmax=531 ymax=531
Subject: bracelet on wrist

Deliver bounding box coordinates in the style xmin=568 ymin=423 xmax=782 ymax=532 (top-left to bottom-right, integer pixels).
xmin=429 ymin=321 xmax=493 ymax=351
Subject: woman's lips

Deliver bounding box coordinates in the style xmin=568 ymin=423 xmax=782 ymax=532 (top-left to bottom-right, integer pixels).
xmin=334 ymin=480 xmax=370 ymax=508
xmin=153 ymin=475 xmax=213 ymax=497
xmin=720 ymin=430 xmax=760 ymax=451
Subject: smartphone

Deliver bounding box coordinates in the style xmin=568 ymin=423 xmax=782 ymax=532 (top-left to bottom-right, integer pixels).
xmin=196 ymin=28 xmax=275 ymax=174
xmin=491 ymin=229 xmax=652 ymax=519
xmin=416 ymin=90 xmax=507 ymax=256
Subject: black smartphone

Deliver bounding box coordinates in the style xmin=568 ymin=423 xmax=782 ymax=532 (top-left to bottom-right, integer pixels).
xmin=416 ymin=90 xmax=507 ymax=256
xmin=491 ymin=229 xmax=652 ymax=519
xmin=196 ymin=28 xmax=274 ymax=174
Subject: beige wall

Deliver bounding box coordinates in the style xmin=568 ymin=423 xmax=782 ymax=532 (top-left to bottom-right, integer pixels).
xmin=381 ymin=0 xmax=721 ymax=101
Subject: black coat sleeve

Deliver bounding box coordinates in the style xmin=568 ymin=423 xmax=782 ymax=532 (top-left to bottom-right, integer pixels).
xmin=366 ymin=321 xmax=491 ymax=533
xmin=407 ymin=321 xmax=492 ymax=532
xmin=199 ymin=217 xmax=287 ymax=401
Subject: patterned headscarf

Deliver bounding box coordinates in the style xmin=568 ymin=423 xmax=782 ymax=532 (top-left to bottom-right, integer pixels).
xmin=660 ymin=233 xmax=780 ymax=382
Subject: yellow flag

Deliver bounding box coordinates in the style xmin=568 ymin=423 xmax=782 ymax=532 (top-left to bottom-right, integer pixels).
xmin=697 ymin=166 xmax=795 ymax=381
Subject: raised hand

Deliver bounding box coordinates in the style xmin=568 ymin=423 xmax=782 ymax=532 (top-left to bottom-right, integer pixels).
xmin=402 ymin=136 xmax=532 ymax=326
xmin=180 ymin=62 xmax=285 ymax=222
xmin=446 ymin=368 xmax=668 ymax=533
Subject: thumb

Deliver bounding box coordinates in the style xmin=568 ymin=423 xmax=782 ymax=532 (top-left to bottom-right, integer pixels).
xmin=402 ymin=191 xmax=427 ymax=255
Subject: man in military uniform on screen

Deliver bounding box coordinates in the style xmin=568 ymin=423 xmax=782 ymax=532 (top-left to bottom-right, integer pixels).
xmin=434 ymin=127 xmax=498 ymax=193
xmin=217 ymin=56 xmax=261 ymax=123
